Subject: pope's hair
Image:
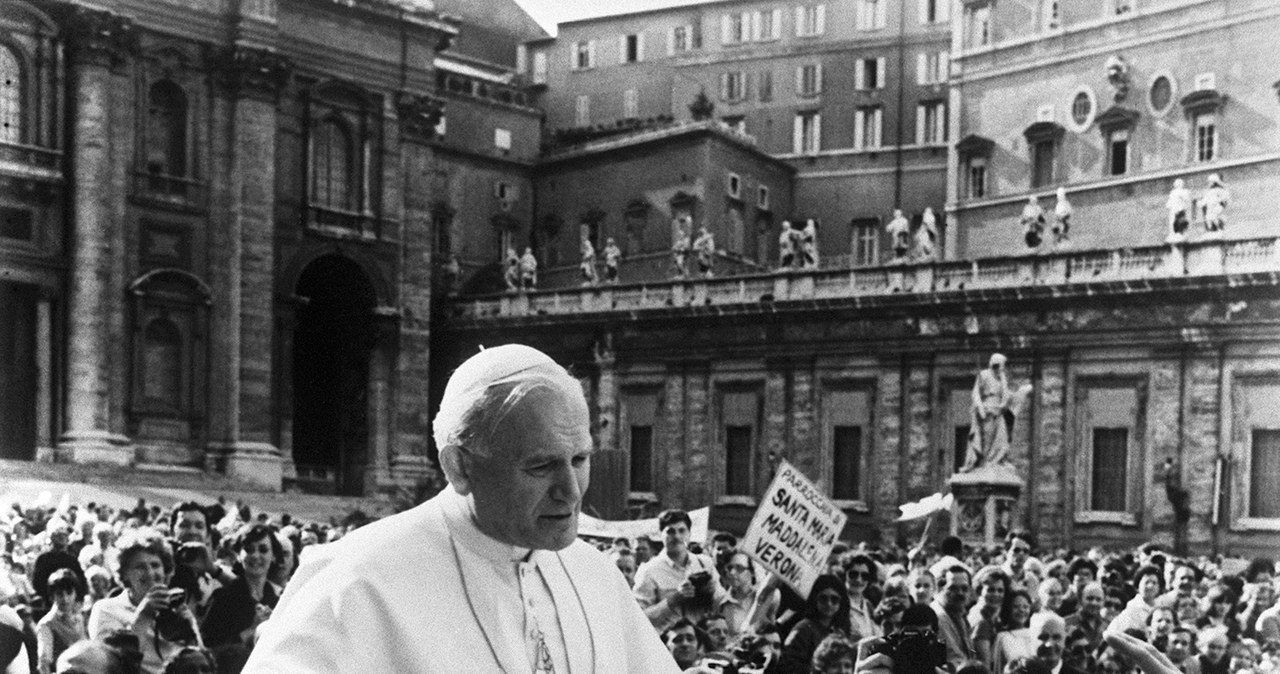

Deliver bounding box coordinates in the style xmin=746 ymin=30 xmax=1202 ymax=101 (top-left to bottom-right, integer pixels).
xmin=433 ymin=364 xmax=584 ymax=464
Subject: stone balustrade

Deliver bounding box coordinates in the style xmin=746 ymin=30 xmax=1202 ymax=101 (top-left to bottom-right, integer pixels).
xmin=451 ymin=236 xmax=1280 ymax=320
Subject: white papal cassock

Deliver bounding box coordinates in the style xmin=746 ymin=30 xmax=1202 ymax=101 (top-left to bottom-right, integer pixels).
xmin=243 ymin=489 xmax=679 ymax=673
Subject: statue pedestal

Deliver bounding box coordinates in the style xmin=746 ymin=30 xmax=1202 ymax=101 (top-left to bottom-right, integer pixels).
xmin=948 ymin=463 xmax=1023 ymax=547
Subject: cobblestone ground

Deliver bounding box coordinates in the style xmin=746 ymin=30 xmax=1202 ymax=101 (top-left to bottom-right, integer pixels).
xmin=0 ymin=459 xmax=396 ymax=524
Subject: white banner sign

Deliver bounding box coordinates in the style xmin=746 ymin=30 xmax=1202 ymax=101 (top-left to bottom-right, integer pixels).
xmin=741 ymin=460 xmax=847 ymax=598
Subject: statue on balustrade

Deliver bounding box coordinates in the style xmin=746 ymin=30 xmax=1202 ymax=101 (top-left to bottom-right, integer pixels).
xmin=1166 ymin=178 xmax=1193 ymax=243
xmin=671 ymin=216 xmax=690 ymax=279
xmin=519 ymin=247 xmax=538 ymax=290
xmin=1201 ymin=173 xmax=1229 ymax=235
xmin=602 ymin=237 xmax=622 ymax=284
xmin=800 ymin=219 xmax=819 ymax=269
xmin=960 ymin=353 xmax=1033 ymax=473
xmin=886 ymin=209 xmax=911 ymax=261
xmin=580 ymin=235 xmax=598 ymax=286
xmin=916 ymin=207 xmax=938 ymax=261
xmin=1021 ymin=196 xmax=1046 ymax=250
xmin=1052 ymin=187 xmax=1072 ymax=249
xmin=503 ymin=248 xmax=520 ymax=292
xmin=778 ymin=220 xmax=796 ymax=270
xmin=693 ymin=226 xmax=716 ymax=278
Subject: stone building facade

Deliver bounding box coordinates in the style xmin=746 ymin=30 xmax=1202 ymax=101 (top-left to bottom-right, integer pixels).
xmin=0 ymin=0 xmax=544 ymax=496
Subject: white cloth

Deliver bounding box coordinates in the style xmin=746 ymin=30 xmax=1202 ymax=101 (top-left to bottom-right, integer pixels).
xmin=244 ymin=489 xmax=678 ymax=673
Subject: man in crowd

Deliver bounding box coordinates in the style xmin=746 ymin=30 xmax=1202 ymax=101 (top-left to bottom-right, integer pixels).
xmin=1064 ymin=581 xmax=1107 ymax=651
xmin=1158 ymin=561 xmax=1202 ymax=609
xmin=1167 ymin=625 xmax=1201 ymax=674
xmin=931 ymin=565 xmax=975 ymax=669
xmin=32 ymin=521 xmax=84 ymax=604
xmin=169 ymin=502 xmax=233 ymax=613
xmin=662 ymin=619 xmax=702 ymax=670
xmin=1002 ymin=533 xmax=1041 ymax=591
xmin=1032 ymin=612 xmax=1087 ymax=674
xmin=244 ymin=344 xmax=678 ymax=672
xmin=633 ymin=509 xmax=726 ymax=631
xmin=1058 ymin=558 xmax=1098 ymax=616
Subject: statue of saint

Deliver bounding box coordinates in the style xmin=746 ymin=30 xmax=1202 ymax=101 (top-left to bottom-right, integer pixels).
xmin=580 ymin=235 xmax=598 ymax=285
xmin=693 ymin=226 xmax=716 ymax=278
xmin=503 ymin=248 xmax=519 ymax=292
xmin=518 ymin=247 xmax=538 ymax=289
xmin=602 ymin=237 xmax=622 ymax=283
xmin=916 ymin=207 xmax=937 ymax=261
xmin=886 ymin=209 xmax=911 ymax=260
xmin=1021 ymin=196 xmax=1046 ymax=250
xmin=960 ymin=354 xmax=1033 ymax=473
xmin=800 ymin=219 xmax=818 ymax=269
xmin=1166 ymin=179 xmax=1193 ymax=243
xmin=671 ymin=216 xmax=690 ymax=279
xmin=1201 ymin=173 xmax=1229 ymax=235
xmin=778 ymin=220 xmax=796 ymax=270
xmin=1052 ymin=187 xmax=1072 ymax=249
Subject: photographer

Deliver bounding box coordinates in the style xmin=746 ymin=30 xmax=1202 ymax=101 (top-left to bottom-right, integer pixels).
xmin=87 ymin=529 xmax=201 ymax=674
xmin=635 ymin=510 xmax=727 ymax=631
xmin=855 ymin=604 xmax=949 ymax=674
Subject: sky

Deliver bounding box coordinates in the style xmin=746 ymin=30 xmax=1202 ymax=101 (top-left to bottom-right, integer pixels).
xmin=513 ymin=0 xmax=715 ymax=35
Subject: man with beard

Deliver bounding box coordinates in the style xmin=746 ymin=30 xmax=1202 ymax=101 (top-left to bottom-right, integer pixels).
xmin=1031 ymin=612 xmax=1087 ymax=674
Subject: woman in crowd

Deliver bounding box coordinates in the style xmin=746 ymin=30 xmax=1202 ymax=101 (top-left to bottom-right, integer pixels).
xmin=970 ymin=566 xmax=1011 ymax=669
xmin=993 ymin=588 xmax=1036 ymax=674
xmin=87 ymin=529 xmax=201 ymax=674
xmin=1238 ymin=581 xmax=1274 ymax=641
xmin=1197 ymin=585 xmax=1240 ymax=643
xmin=717 ymin=551 xmax=778 ymax=637
xmin=908 ymin=570 xmax=936 ymax=608
xmin=199 ymin=524 xmax=282 ymax=672
xmin=811 ymin=633 xmax=857 ymax=674
xmin=1036 ymin=578 xmax=1064 ymax=618
xmin=36 ymin=569 xmax=87 ymax=674
xmin=777 ymin=574 xmax=851 ymax=674
xmin=1113 ymin=565 xmax=1166 ymax=634
xmin=842 ymin=555 xmax=880 ymax=641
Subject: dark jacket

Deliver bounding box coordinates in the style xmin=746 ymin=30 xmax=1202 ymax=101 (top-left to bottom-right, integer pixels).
xmin=200 ymin=575 xmax=279 ymax=649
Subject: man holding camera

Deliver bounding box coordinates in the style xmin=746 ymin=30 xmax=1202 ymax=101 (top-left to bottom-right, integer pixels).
xmin=634 ymin=509 xmax=728 ymax=631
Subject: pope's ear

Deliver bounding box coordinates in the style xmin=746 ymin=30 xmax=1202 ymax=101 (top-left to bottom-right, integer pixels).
xmin=439 ymin=445 xmax=472 ymax=495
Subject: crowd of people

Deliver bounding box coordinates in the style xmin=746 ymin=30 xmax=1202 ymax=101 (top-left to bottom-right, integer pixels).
xmin=2 ymin=489 xmax=1277 ymax=674
xmin=599 ymin=520 xmax=1279 ymax=674
xmin=0 ymin=495 xmax=355 ymax=674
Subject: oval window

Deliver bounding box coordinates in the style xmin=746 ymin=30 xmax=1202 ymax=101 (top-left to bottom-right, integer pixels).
xmin=1150 ymin=76 xmax=1172 ymax=113
xmin=1071 ymin=91 xmax=1093 ymax=126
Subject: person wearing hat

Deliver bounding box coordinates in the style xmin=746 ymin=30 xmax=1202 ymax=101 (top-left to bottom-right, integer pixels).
xmin=244 ymin=344 xmax=679 ymax=673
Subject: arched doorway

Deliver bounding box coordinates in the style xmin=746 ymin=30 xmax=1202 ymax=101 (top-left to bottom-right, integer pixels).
xmin=292 ymin=255 xmax=377 ymax=495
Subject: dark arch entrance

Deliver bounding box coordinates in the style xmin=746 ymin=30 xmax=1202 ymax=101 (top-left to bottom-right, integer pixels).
xmin=0 ymin=282 xmax=37 ymax=460
xmin=293 ymin=255 xmax=377 ymax=495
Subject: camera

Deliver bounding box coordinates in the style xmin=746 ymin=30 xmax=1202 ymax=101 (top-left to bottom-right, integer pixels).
xmin=873 ymin=628 xmax=948 ymax=674
xmin=685 ymin=570 xmax=715 ymax=609
xmin=166 ymin=588 xmax=186 ymax=608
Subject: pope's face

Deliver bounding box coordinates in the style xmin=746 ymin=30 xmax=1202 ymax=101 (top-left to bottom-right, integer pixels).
xmin=468 ymin=384 xmax=593 ymax=550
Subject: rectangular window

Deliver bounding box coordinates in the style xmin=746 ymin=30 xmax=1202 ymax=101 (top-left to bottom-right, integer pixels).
xmin=1090 ymin=428 xmax=1129 ymax=511
xmin=1250 ymin=429 xmax=1280 ymax=518
xmin=1108 ymin=129 xmax=1129 ymax=175
xmin=1031 ymin=139 xmax=1055 ymax=187
xmin=794 ymin=111 xmax=821 ymax=154
xmin=797 ymin=64 xmax=823 ymax=97
xmin=669 ymin=25 xmax=695 ymax=54
xmin=854 ymin=107 xmax=883 ymax=150
xmin=572 ymin=41 xmax=595 ymax=69
xmin=919 ymin=0 xmax=950 ymax=23
xmin=967 ymin=158 xmax=987 ymax=199
xmin=758 ymin=71 xmax=774 ymax=101
xmin=623 ymin=89 xmax=638 ymax=119
xmin=1194 ymin=113 xmax=1216 ymax=162
xmin=532 ymin=52 xmax=547 ymax=84
xmin=825 ymin=388 xmax=871 ymax=502
xmin=855 ymin=57 xmax=886 ymax=90
xmin=621 ymin=33 xmax=643 ymax=63
xmin=917 ymin=51 xmax=949 ymax=85
xmin=629 ymin=425 xmax=654 ymax=493
xmin=1042 ymin=0 xmax=1060 ymax=30
xmin=725 ymin=426 xmax=753 ymax=496
xmin=833 ymin=426 xmax=862 ymax=500
xmin=752 ymin=9 xmax=783 ymax=40
xmin=575 ymin=95 xmax=590 ymax=127
xmin=967 ymin=5 xmax=992 ymax=47
xmin=493 ymin=128 xmax=512 ymax=151
xmin=720 ymin=71 xmax=746 ymax=102
xmin=758 ymin=185 xmax=770 ymax=210
xmin=796 ymin=4 xmax=827 ymax=36
xmin=727 ymin=172 xmax=741 ymax=198
xmin=853 ymin=217 xmax=879 ymax=266
xmin=855 ymin=0 xmax=887 ymax=30
xmin=917 ymin=101 xmax=946 ymax=144
xmin=722 ymin=12 xmax=749 ymax=44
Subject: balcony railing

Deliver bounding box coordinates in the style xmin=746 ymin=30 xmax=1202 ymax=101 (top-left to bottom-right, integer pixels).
xmin=450 ymin=236 xmax=1280 ymax=320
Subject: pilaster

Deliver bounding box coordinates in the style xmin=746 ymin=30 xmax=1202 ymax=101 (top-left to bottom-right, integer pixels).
xmin=59 ymin=7 xmax=136 ymax=463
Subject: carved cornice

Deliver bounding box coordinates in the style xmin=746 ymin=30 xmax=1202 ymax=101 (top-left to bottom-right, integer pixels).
xmin=1180 ymin=89 xmax=1225 ymax=116
xmin=395 ymin=92 xmax=445 ymax=144
xmin=215 ymin=46 xmax=292 ymax=102
xmin=1095 ymin=105 xmax=1140 ymax=133
xmin=66 ymin=7 xmax=138 ymax=69
xmin=1023 ymin=120 xmax=1065 ymax=143
xmin=956 ymin=133 xmax=995 ymax=158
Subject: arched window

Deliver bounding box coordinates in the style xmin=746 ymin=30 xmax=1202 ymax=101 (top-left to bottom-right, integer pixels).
xmin=142 ymin=318 xmax=182 ymax=406
xmin=312 ymin=117 xmax=352 ymax=210
xmin=0 ymin=45 xmax=22 ymax=144
xmin=146 ymin=80 xmax=187 ymax=177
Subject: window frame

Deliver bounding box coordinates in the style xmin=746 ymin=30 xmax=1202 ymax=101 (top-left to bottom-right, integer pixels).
xmin=1229 ymin=374 xmax=1280 ymax=531
xmin=822 ymin=383 xmax=875 ymax=509
xmin=717 ymin=386 xmax=763 ymax=503
xmin=1193 ymin=112 xmax=1216 ymax=163
xmin=854 ymin=106 xmax=883 ymax=150
xmin=0 ymin=42 xmax=24 ymax=144
xmin=794 ymin=110 xmax=822 ymax=154
xmin=1073 ymin=377 xmax=1147 ymax=526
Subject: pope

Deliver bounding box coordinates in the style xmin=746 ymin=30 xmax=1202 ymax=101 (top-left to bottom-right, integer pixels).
xmin=244 ymin=344 xmax=679 ymax=672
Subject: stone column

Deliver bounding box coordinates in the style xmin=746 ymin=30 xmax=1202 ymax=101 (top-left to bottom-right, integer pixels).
xmin=365 ymin=309 xmax=399 ymax=493
xmin=34 ymin=293 xmax=54 ymax=460
xmin=207 ymin=46 xmax=290 ymax=488
xmin=59 ymin=8 xmax=135 ymax=463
